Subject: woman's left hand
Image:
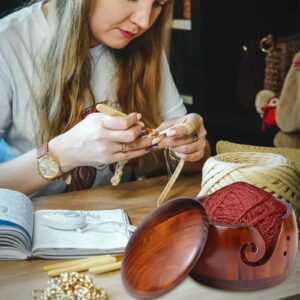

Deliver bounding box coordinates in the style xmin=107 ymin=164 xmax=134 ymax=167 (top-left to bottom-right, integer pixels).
xmin=154 ymin=113 xmax=207 ymax=162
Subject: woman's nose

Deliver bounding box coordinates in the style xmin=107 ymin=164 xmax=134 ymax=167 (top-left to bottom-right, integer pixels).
xmin=130 ymin=4 xmax=152 ymax=29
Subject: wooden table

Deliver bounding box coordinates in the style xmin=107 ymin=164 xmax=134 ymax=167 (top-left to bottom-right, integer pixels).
xmin=0 ymin=175 xmax=299 ymax=300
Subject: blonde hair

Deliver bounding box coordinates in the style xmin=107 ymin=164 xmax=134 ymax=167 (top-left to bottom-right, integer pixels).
xmin=35 ymin=0 xmax=94 ymax=142
xmin=35 ymin=0 xmax=173 ymax=142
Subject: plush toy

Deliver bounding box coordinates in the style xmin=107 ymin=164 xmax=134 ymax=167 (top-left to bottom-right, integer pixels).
xmin=276 ymin=53 xmax=300 ymax=132
xmin=255 ymin=90 xmax=278 ymax=131
xmin=255 ymin=52 xmax=300 ymax=148
xmin=261 ymin=97 xmax=278 ymax=131
xmin=255 ymin=90 xmax=276 ymax=118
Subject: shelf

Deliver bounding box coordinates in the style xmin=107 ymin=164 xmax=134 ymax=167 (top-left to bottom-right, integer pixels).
xmin=172 ymin=19 xmax=192 ymax=31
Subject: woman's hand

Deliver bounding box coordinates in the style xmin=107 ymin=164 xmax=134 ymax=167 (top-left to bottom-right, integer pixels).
xmin=155 ymin=113 xmax=207 ymax=162
xmin=48 ymin=112 xmax=155 ymax=172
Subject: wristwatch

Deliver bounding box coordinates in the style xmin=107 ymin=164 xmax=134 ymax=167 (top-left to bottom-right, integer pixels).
xmin=37 ymin=143 xmax=62 ymax=180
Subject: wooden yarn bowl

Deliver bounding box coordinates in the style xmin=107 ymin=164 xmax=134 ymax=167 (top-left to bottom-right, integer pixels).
xmin=122 ymin=197 xmax=298 ymax=298
xmin=190 ymin=196 xmax=298 ymax=291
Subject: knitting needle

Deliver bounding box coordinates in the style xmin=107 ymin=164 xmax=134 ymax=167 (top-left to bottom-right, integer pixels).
xmin=47 ymin=255 xmax=122 ymax=277
xmin=96 ymin=103 xmax=166 ymax=137
xmin=43 ymin=254 xmax=115 ymax=271
xmin=89 ymin=260 xmax=122 ymax=275
xmin=96 ymin=103 xmax=146 ymax=128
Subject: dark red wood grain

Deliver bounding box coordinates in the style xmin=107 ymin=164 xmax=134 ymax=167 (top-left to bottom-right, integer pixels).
xmin=122 ymin=198 xmax=209 ymax=299
xmin=190 ymin=198 xmax=298 ymax=290
xmin=122 ymin=196 xmax=298 ymax=298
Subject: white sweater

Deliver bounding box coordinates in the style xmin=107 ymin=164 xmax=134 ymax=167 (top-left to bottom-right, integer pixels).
xmin=0 ymin=3 xmax=186 ymax=195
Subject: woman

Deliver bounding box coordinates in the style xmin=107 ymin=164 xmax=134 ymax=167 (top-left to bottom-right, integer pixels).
xmin=0 ymin=0 xmax=209 ymax=196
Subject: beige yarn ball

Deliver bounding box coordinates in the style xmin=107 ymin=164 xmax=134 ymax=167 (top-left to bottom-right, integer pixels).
xmin=199 ymin=152 xmax=300 ymax=224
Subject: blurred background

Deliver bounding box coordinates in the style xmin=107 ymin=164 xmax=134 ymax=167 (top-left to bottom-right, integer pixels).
xmin=170 ymin=0 xmax=300 ymax=153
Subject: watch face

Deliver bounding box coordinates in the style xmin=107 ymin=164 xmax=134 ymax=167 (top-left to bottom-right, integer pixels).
xmin=38 ymin=154 xmax=60 ymax=179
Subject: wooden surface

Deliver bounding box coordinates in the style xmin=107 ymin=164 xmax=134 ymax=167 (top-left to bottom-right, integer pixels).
xmin=0 ymin=175 xmax=299 ymax=300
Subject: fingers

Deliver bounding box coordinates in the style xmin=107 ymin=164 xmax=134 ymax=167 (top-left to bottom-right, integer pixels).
xmin=158 ymin=125 xmax=206 ymax=149
xmin=121 ymin=136 xmax=158 ymax=152
xmin=81 ymin=113 xmax=157 ymax=161
xmin=80 ymin=111 xmax=207 ymax=165
xmin=163 ymin=123 xmax=193 ymax=137
xmin=155 ymin=117 xmax=180 ymax=132
xmin=113 ymin=148 xmax=147 ymax=162
xmin=108 ymin=125 xmax=145 ymax=143
xmin=93 ymin=113 xmax=144 ymax=143
xmin=158 ymin=113 xmax=204 ymax=138
xmin=170 ymin=138 xmax=207 ymax=162
xmin=100 ymin=112 xmax=142 ymax=130
xmin=150 ymin=113 xmax=207 ymax=162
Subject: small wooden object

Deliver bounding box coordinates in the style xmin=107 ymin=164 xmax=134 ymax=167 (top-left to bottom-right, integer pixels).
xmin=43 ymin=255 xmax=114 ymax=271
xmin=46 ymin=256 xmax=117 ymax=277
xmin=89 ymin=261 xmax=122 ymax=275
xmin=122 ymin=198 xmax=209 ymax=298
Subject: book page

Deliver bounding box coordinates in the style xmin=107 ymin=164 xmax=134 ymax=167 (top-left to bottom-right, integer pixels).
xmin=0 ymin=189 xmax=34 ymax=259
xmin=32 ymin=209 xmax=133 ymax=258
xmin=0 ymin=189 xmax=34 ymax=243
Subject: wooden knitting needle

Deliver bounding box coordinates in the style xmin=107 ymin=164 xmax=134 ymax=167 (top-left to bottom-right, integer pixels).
xmin=96 ymin=103 xmax=183 ymax=138
xmin=43 ymin=254 xmax=115 ymax=271
xmin=46 ymin=256 xmax=123 ymax=277
xmin=96 ymin=104 xmax=146 ymax=128
xmin=96 ymin=104 xmax=162 ymax=136
xmin=89 ymin=260 xmax=122 ymax=275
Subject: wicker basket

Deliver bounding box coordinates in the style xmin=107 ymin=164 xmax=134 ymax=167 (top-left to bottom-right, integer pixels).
xmin=199 ymin=152 xmax=300 ymax=224
xmin=216 ymin=140 xmax=300 ymax=171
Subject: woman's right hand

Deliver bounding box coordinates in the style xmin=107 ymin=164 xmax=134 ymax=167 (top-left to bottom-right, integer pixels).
xmin=48 ymin=112 xmax=155 ymax=172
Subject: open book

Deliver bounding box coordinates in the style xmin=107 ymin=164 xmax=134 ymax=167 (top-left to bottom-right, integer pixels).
xmin=0 ymin=188 xmax=135 ymax=260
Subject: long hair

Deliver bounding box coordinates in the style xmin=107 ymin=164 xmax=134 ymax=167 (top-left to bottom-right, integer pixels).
xmin=35 ymin=0 xmax=94 ymax=142
xmin=112 ymin=2 xmax=174 ymax=175
xmin=35 ymin=0 xmax=173 ymax=142
xmin=34 ymin=0 xmax=173 ymax=174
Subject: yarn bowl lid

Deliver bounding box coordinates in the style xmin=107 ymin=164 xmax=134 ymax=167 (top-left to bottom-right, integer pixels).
xmin=121 ymin=197 xmax=209 ymax=299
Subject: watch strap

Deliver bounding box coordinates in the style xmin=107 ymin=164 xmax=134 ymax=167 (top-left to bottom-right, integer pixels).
xmin=37 ymin=143 xmax=48 ymax=159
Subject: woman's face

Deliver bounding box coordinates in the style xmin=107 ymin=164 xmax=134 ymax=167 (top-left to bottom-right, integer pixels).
xmin=88 ymin=0 xmax=169 ymax=49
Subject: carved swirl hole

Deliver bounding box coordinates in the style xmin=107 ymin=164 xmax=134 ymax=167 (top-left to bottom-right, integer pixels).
xmin=250 ymin=243 xmax=258 ymax=253
xmin=283 ymin=251 xmax=287 ymax=256
xmin=287 ymin=235 xmax=290 ymax=241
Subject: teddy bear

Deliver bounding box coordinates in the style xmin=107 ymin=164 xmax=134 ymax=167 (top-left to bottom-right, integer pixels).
xmin=255 ymin=51 xmax=300 ymax=148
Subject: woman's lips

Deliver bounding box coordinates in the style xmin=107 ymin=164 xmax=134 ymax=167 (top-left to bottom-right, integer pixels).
xmin=118 ymin=28 xmax=136 ymax=39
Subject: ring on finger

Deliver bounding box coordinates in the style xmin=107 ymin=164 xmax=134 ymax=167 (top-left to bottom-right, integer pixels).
xmin=121 ymin=143 xmax=126 ymax=152
xmin=192 ymin=131 xmax=199 ymax=142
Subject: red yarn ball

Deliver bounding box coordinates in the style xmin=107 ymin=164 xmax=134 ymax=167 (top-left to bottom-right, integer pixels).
xmin=202 ymin=182 xmax=287 ymax=250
